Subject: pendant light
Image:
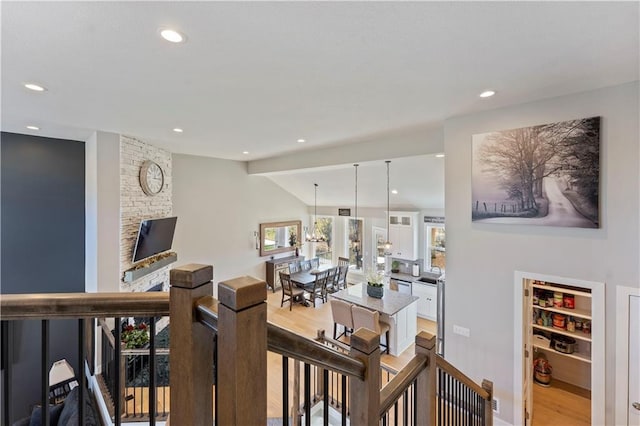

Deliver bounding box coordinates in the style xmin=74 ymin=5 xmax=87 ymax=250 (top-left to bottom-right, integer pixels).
xmin=306 ymin=183 xmax=326 ymax=242
xmin=352 ymin=164 xmax=360 ymax=251
xmin=384 ymin=160 xmax=393 ymax=254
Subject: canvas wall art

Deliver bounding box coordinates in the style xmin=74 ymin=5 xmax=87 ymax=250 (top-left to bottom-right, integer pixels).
xmin=472 ymin=117 xmax=600 ymax=228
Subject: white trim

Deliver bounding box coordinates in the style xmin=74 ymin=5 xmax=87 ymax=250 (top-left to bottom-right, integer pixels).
xmin=513 ymin=271 xmax=605 ymax=426
xmin=494 ymin=416 xmax=514 ymax=426
xmin=616 ymin=286 xmax=640 ymax=426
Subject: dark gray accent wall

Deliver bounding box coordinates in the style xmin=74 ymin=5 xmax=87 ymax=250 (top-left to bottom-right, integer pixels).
xmin=1 ymin=132 xmax=85 ymax=422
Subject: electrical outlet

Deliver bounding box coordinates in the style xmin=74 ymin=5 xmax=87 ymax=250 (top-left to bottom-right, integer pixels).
xmin=453 ymin=325 xmax=470 ymax=337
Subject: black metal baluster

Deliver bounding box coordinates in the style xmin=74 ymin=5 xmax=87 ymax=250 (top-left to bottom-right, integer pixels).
xmin=114 ymin=318 xmax=121 ymax=426
xmin=341 ymin=374 xmax=347 ymax=426
xmin=304 ymin=363 xmax=311 ymax=426
xmin=403 ymin=389 xmax=408 ymax=426
xmin=394 ymin=400 xmax=398 ymax=426
xmin=413 ymin=380 xmax=418 ymax=426
xmin=283 ymin=356 xmax=289 ymax=425
xmin=149 ymin=318 xmax=156 ymax=426
xmin=214 ymin=332 xmax=218 ymax=426
xmin=41 ymin=320 xmax=50 ymax=426
xmin=2 ymin=321 xmax=12 ymax=426
xmin=437 ymin=370 xmax=442 ymax=426
xmin=323 ymin=369 xmax=329 ymax=426
xmin=78 ymin=319 xmax=86 ymax=426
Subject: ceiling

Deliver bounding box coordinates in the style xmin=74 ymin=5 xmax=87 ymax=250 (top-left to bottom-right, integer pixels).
xmin=2 ymin=2 xmax=638 ymax=162
xmin=266 ymin=155 xmax=444 ymax=210
xmin=2 ymin=2 xmax=637 ymax=210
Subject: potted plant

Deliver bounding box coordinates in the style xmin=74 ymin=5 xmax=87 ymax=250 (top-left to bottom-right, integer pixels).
xmin=533 ymin=357 xmax=552 ymax=386
xmin=289 ymin=231 xmax=299 ymax=257
xmin=366 ymin=270 xmax=384 ymax=298
xmin=122 ymin=322 xmax=150 ymax=349
xmin=391 ymin=260 xmax=400 ymax=273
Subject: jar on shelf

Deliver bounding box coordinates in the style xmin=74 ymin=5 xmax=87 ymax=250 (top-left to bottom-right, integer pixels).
xmin=563 ymin=294 xmax=575 ymax=309
xmin=575 ymin=318 xmax=583 ymax=331
xmin=554 ymin=292 xmax=564 ymax=308
xmin=567 ymin=316 xmax=576 ymax=332
xmin=583 ymin=320 xmax=591 ymax=334
xmin=546 ymin=293 xmax=555 ymax=307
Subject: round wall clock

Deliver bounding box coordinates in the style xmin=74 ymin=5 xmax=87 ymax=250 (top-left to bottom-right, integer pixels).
xmin=139 ymin=160 xmax=165 ymax=196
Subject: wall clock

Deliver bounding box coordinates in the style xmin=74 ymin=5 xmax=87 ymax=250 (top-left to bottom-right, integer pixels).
xmin=139 ymin=160 xmax=164 ymax=196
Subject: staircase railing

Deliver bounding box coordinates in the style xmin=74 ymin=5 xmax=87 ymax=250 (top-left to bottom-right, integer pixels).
xmin=2 ymin=263 xmax=493 ymax=426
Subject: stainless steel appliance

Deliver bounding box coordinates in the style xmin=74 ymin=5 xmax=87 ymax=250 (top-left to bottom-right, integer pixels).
xmin=436 ymin=277 xmax=445 ymax=356
xmin=390 ymin=278 xmax=412 ymax=295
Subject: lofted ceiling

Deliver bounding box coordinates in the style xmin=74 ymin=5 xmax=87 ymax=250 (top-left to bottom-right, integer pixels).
xmin=1 ymin=2 xmax=638 ymax=162
xmin=266 ymin=155 xmax=444 ymax=210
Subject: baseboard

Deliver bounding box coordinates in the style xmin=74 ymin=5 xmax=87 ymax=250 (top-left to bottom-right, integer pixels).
xmin=494 ymin=416 xmax=513 ymax=426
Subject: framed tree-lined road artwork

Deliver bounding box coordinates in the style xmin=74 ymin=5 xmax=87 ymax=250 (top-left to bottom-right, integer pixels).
xmin=472 ymin=117 xmax=600 ymax=228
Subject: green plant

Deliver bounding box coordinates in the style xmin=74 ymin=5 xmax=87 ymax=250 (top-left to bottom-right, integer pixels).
xmin=288 ymin=231 xmax=297 ymax=247
xmin=366 ymin=270 xmax=384 ymax=287
xmin=122 ymin=323 xmax=149 ymax=349
xmin=391 ymin=260 xmax=400 ymax=271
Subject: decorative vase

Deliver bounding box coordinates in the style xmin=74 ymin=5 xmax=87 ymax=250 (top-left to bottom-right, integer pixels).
xmin=367 ymin=284 xmax=383 ymax=298
xmin=295 ymin=246 xmax=299 ymax=257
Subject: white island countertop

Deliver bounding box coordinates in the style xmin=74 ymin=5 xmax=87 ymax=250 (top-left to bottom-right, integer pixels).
xmin=330 ymin=283 xmax=418 ymax=316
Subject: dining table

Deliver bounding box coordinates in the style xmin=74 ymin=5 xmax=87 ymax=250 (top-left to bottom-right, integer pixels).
xmin=330 ymin=283 xmax=418 ymax=356
xmin=289 ymin=264 xmax=333 ymax=290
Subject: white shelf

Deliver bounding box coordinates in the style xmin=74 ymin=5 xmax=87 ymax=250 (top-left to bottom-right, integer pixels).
xmin=533 ymin=344 xmax=591 ymax=364
xmin=532 ymin=324 xmax=592 ymax=343
xmin=532 ymin=283 xmax=591 ymax=298
xmin=532 ymin=305 xmax=591 ymax=320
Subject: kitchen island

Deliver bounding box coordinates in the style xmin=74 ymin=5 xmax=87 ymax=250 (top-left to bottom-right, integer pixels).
xmin=330 ymin=283 xmax=418 ymax=356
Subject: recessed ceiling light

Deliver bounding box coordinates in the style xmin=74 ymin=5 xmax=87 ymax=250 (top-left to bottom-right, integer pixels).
xmin=160 ymin=29 xmax=186 ymax=43
xmin=24 ymin=83 xmax=46 ymax=92
xmin=173 ymin=128 xmax=183 ymax=133
xmin=436 ymin=154 xmax=445 ymax=158
xmin=479 ymin=90 xmax=496 ymax=98
xmin=391 ymin=189 xmax=398 ymax=195
xmin=297 ymin=139 xmax=306 ymax=143
xmin=26 ymin=125 xmax=40 ymax=130
xmin=242 ymin=151 xmax=250 ymax=155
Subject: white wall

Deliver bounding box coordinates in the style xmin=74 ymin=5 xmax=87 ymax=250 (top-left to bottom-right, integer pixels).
xmin=85 ymin=131 xmax=121 ymax=293
xmin=443 ymin=81 xmax=639 ymax=424
xmin=172 ymin=154 xmax=309 ymax=293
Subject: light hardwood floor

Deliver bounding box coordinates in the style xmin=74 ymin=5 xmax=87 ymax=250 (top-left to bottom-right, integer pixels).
xmin=532 ymin=379 xmax=590 ymax=426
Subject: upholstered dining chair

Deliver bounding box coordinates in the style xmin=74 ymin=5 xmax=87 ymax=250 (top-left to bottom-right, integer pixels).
xmin=330 ymin=299 xmax=354 ymax=340
xmin=300 ymin=260 xmax=311 ymax=271
xmin=280 ymin=272 xmax=304 ymax=311
xmin=337 ymin=257 xmax=350 ymax=267
xmin=306 ymin=270 xmax=328 ymax=307
xmin=351 ymin=305 xmax=390 ymax=354
xmin=288 ymin=261 xmax=301 ymax=274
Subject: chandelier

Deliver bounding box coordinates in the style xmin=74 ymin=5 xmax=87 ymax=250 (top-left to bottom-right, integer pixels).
xmin=305 ymin=183 xmax=326 ymax=243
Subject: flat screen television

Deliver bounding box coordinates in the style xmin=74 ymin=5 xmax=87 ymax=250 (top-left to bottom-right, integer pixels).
xmin=132 ymin=216 xmax=178 ymax=263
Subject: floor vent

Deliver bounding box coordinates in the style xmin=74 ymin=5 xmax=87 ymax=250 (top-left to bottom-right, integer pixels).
xmin=492 ymin=397 xmax=500 ymax=414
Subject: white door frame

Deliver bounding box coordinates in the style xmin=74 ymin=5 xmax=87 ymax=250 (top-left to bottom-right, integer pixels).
xmin=616 ymin=286 xmax=640 ymax=425
xmin=513 ymin=271 xmax=605 ymax=426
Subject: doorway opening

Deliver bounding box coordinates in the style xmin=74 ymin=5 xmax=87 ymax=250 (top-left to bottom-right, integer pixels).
xmin=514 ymin=271 xmax=605 ymax=426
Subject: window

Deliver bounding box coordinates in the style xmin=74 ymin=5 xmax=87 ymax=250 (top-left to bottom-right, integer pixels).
xmin=347 ymin=218 xmax=363 ymax=269
xmin=312 ymin=216 xmax=333 ymax=265
xmin=373 ymin=227 xmax=387 ymax=272
xmin=425 ymin=225 xmax=446 ymax=271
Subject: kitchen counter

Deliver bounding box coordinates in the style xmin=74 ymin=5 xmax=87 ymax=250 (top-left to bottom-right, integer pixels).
xmin=390 ymin=271 xmax=444 ymax=285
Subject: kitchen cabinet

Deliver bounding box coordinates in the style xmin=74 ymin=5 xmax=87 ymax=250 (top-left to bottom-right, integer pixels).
xmin=412 ymin=282 xmax=437 ymax=321
xmin=388 ymin=211 xmax=418 ymax=260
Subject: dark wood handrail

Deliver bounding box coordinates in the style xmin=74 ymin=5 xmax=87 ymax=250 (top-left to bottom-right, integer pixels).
xmin=267 ymin=323 xmax=366 ymax=380
xmin=195 ymin=296 xmax=219 ymax=332
xmin=379 ymin=355 xmax=428 ymax=415
xmin=0 ymin=292 xmax=170 ymax=320
xmin=436 ymin=355 xmax=491 ymax=400
xmin=194 ymin=297 xmax=366 ymax=380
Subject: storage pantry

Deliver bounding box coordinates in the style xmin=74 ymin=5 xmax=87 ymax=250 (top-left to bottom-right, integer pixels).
xmin=516 ymin=272 xmax=605 ymax=426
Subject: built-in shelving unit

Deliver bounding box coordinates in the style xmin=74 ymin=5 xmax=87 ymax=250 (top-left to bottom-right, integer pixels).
xmin=532 ymin=324 xmax=592 ymax=343
xmin=532 ymin=343 xmax=591 ymax=363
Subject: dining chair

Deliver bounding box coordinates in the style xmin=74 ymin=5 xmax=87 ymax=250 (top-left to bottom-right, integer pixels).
xmin=337 ymin=257 xmax=350 ymax=267
xmin=351 ymin=305 xmax=390 ymax=354
xmin=336 ymin=265 xmax=349 ymax=289
xmin=306 ymin=270 xmax=328 ymax=307
xmin=288 ymin=261 xmax=301 ymax=274
xmin=325 ymin=267 xmax=338 ymax=294
xmin=330 ymin=299 xmax=354 ymax=340
xmin=280 ymin=272 xmax=304 ymax=311
xmin=300 ymin=260 xmax=311 ymax=271
xmin=310 ymin=257 xmax=320 ymax=269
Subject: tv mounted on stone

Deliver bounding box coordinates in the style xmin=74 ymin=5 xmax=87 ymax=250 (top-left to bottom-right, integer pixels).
xmin=132 ymin=216 xmax=177 ymax=263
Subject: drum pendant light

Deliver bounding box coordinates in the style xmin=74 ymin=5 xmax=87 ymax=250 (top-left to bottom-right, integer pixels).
xmin=306 ymin=183 xmax=326 ymax=243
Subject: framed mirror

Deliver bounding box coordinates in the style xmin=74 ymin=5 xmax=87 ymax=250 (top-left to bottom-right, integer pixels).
xmin=259 ymin=220 xmax=302 ymax=257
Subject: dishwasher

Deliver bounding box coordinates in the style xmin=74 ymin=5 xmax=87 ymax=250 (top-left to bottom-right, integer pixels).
xmin=390 ymin=278 xmax=412 ymax=295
